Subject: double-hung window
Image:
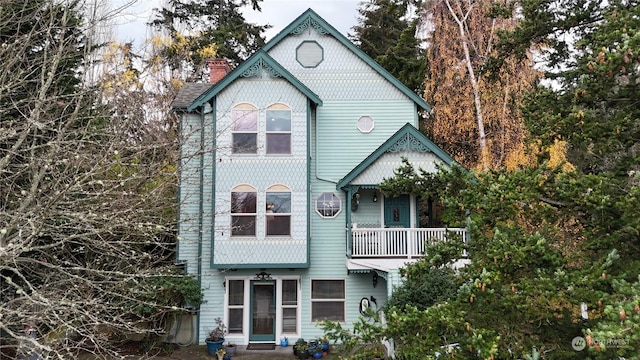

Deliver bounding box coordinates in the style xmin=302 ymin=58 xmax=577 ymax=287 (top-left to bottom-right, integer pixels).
xmin=265 ymin=185 xmax=291 ymax=236
xmin=232 ymin=103 xmax=258 ymax=154
xmin=227 ymin=279 xmax=244 ymax=333
xmin=310 ymin=280 xmax=345 ymax=322
xmin=231 ymin=185 xmax=257 ymax=236
xmin=265 ymin=104 xmax=291 ymax=154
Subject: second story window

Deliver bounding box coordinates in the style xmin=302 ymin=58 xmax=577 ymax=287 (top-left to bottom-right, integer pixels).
xmin=266 ymin=104 xmax=291 ymax=154
xmin=266 ymin=185 xmax=291 ymax=236
xmin=232 ymin=103 xmax=258 ymax=154
xmin=231 ymin=185 xmax=257 ymax=236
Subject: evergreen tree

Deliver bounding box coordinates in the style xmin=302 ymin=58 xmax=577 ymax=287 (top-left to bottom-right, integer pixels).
xmin=351 ymin=0 xmax=426 ymax=94
xmin=150 ymin=0 xmax=269 ymax=79
xmin=498 ymin=0 xmax=640 ymax=175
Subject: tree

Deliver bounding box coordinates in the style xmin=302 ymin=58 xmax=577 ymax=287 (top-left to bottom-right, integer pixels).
xmin=377 ymin=158 xmax=639 ymax=359
xmin=351 ymin=0 xmax=427 ymax=94
xmin=504 ymin=0 xmax=640 ymax=175
xmin=150 ymin=0 xmax=269 ymax=80
xmin=0 ymin=1 xmax=201 ymax=358
xmin=422 ymin=0 xmax=539 ymax=170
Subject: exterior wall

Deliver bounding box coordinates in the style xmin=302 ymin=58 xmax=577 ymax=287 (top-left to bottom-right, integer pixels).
xmin=177 ymin=14 xmax=434 ymax=345
xmin=352 ymin=151 xmax=449 ymax=185
xmin=212 ymin=74 xmax=309 ymax=266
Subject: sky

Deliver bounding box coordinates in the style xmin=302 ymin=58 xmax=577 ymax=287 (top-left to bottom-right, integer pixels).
xmin=113 ymin=0 xmax=362 ymax=48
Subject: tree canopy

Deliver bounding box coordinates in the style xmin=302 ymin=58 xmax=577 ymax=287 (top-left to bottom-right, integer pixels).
xmin=351 ymin=0 xmax=427 ymax=94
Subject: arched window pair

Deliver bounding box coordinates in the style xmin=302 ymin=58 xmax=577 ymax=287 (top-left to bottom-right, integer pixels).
xmin=231 ymin=103 xmax=291 ymax=154
xmin=230 ymin=185 xmax=291 ymax=237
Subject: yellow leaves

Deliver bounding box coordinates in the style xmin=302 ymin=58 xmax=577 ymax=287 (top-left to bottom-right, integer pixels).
xmin=548 ymin=139 xmax=575 ymax=172
xmin=197 ymin=43 xmax=218 ymax=59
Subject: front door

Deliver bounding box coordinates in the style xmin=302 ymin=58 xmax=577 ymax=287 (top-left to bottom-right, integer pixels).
xmin=384 ymin=194 xmax=410 ymax=228
xmin=249 ymin=281 xmax=276 ymax=342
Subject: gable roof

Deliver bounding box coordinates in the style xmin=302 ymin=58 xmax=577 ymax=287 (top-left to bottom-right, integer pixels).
xmin=186 ymin=50 xmax=322 ymax=112
xmin=263 ymin=8 xmax=432 ymax=112
xmin=336 ymin=123 xmax=460 ymax=190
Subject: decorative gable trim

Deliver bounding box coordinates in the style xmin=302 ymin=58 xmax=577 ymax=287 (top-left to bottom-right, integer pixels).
xmin=263 ymin=9 xmax=431 ymax=112
xmin=290 ymin=16 xmax=330 ymax=36
xmin=239 ymin=58 xmax=283 ymax=78
xmin=336 ymin=123 xmax=461 ymax=190
xmin=186 ymin=50 xmax=322 ymax=112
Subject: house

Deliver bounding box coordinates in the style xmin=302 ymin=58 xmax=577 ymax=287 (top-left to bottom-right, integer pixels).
xmin=172 ymin=8 xmax=467 ymax=346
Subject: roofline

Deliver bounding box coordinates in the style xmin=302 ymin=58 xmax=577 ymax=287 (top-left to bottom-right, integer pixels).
xmin=336 ymin=123 xmax=461 ymax=189
xmin=186 ymin=50 xmax=323 ymax=111
xmin=263 ymin=8 xmax=431 ymax=112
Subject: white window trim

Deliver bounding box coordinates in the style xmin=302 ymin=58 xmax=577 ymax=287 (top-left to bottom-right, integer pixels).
xmin=310 ymin=279 xmax=346 ymax=323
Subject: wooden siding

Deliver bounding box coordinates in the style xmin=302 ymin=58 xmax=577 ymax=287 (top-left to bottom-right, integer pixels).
xmin=315 ymin=101 xmax=418 ymax=181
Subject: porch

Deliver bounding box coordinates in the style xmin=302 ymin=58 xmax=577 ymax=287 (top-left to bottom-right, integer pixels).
xmin=350 ymin=226 xmax=467 ymax=258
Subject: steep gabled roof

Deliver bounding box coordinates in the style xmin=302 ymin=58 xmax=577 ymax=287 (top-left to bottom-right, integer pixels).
xmin=263 ymin=8 xmax=431 ymax=112
xmin=186 ymin=50 xmax=323 ymax=112
xmin=336 ymin=123 xmax=459 ymax=190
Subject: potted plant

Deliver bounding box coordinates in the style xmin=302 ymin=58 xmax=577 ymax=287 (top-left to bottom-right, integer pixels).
xmin=294 ymin=340 xmax=309 ymax=359
xmin=224 ymin=342 xmax=237 ymax=357
xmin=205 ymin=318 xmax=227 ymax=356
xmin=321 ymin=336 xmax=330 ymax=354
xmin=215 ymin=347 xmax=228 ymax=360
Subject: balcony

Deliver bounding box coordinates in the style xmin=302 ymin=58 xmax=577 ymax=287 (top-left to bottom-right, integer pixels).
xmin=351 ymin=227 xmax=467 ymax=259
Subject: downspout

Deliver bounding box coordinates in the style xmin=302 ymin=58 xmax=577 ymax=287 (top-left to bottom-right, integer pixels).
xmin=306 ymin=100 xmax=312 ymax=266
xmin=210 ymin=98 xmax=217 ymax=270
xmin=196 ymin=105 xmax=205 ymax=344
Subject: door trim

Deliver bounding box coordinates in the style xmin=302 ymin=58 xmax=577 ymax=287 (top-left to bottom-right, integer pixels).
xmin=249 ymin=280 xmax=276 ymax=342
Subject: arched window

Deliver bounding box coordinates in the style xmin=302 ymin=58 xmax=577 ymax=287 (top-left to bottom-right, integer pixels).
xmin=266 ymin=185 xmax=291 ymax=236
xmin=231 ymin=185 xmax=257 ymax=236
xmin=265 ymin=103 xmax=291 ymax=154
xmin=231 ymin=103 xmax=258 ymax=154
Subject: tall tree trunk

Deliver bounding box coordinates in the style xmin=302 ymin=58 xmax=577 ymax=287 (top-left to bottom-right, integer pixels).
xmin=444 ymin=0 xmax=489 ymax=170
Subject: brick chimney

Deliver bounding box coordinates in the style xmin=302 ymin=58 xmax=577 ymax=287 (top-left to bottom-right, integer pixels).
xmin=208 ymin=58 xmax=231 ymax=84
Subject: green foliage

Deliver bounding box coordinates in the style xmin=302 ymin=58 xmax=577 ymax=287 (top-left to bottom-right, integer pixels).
xmin=351 ymin=0 xmax=426 ymax=94
xmin=150 ymin=0 xmax=269 ymax=73
xmin=384 ymin=267 xmax=457 ymax=312
xmin=319 ymin=308 xmax=387 ymax=360
xmin=499 ymin=0 xmax=640 ymax=175
xmin=379 ymin=161 xmax=639 ymax=358
xmin=130 ymin=271 xmax=203 ymax=317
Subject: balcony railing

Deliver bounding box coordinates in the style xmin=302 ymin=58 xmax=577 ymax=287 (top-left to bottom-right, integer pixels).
xmin=351 ymin=227 xmax=467 ymax=258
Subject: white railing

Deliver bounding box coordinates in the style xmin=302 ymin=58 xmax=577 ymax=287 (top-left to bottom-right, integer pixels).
xmin=351 ymin=227 xmax=467 ymax=258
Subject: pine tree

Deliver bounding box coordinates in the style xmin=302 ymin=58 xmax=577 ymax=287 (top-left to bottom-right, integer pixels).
xmin=351 ymin=0 xmax=426 ymax=94
xmin=150 ymin=0 xmax=269 ymax=79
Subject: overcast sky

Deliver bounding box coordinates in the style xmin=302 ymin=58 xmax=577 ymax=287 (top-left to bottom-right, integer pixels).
xmin=113 ymin=0 xmax=362 ymax=48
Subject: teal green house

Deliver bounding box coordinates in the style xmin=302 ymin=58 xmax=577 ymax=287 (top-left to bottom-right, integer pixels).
xmin=173 ymin=9 xmax=467 ymax=346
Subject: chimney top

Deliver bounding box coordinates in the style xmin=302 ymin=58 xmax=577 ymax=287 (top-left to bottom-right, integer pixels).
xmin=208 ymin=58 xmax=231 ymax=84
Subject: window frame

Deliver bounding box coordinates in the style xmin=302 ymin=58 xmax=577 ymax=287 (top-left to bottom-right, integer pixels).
xmin=310 ymin=279 xmax=346 ymax=322
xmin=265 ymin=104 xmax=292 ymax=155
xmin=230 ymin=185 xmax=257 ymax=236
xmin=231 ymin=103 xmax=258 ymax=154
xmin=265 ymin=185 xmax=292 ymax=237
xmin=280 ymin=278 xmax=299 ymax=334
xmin=315 ymin=192 xmax=341 ymax=218
xmin=226 ymin=279 xmax=245 ymax=334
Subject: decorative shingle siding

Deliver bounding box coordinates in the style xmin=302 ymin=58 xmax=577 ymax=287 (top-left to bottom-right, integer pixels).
xmin=212 ymin=76 xmax=309 ymax=266
xmin=268 ymin=31 xmax=407 ymax=102
xmin=351 ymin=152 xmax=446 ymax=185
